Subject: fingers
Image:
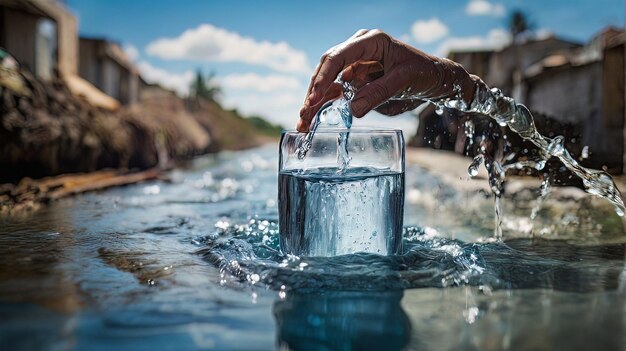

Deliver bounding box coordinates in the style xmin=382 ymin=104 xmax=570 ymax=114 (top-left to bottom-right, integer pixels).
xmin=375 ymin=99 xmax=425 ymax=116
xmin=342 ymin=61 xmax=384 ymax=89
xmin=297 ymin=60 xmax=383 ymax=131
xmin=297 ymin=82 xmax=343 ymax=132
xmin=300 ymin=30 xmax=390 ymax=122
xmin=312 ymin=30 xmax=387 ymax=96
xmin=349 ymin=28 xmax=370 ymax=40
xmin=349 ymin=64 xmax=412 ymax=118
xmin=303 ymin=30 xmax=370 ymax=100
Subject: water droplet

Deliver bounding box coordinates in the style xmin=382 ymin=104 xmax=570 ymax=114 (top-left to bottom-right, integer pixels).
xmin=435 ymin=104 xmax=445 ymax=115
xmin=467 ymin=155 xmax=483 ymax=177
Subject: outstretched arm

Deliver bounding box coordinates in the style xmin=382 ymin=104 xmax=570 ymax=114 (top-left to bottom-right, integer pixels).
xmin=298 ymin=29 xmax=483 ymax=132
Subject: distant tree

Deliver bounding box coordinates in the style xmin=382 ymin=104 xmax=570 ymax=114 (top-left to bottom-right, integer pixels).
xmin=508 ymin=10 xmax=535 ymax=43
xmin=247 ymin=115 xmax=283 ymax=136
xmin=190 ymin=69 xmax=221 ymax=101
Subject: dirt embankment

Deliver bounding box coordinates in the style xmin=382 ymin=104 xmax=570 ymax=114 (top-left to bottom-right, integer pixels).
xmin=0 ymin=71 xmax=267 ymax=182
xmin=0 ymin=69 xmax=272 ymax=212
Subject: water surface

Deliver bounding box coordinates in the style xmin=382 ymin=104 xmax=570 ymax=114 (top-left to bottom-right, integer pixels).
xmin=1 ymin=145 xmax=625 ymax=350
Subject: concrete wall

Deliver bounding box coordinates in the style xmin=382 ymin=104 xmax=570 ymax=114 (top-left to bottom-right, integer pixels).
xmin=525 ymin=63 xmax=601 ymax=125
xmin=0 ymin=0 xmax=78 ymax=79
xmin=601 ymin=42 xmax=625 ymax=172
xmin=101 ymin=59 xmax=122 ymax=100
xmin=486 ymin=38 xmax=582 ymax=98
xmin=30 ymin=0 xmax=78 ymax=77
xmin=525 ymin=59 xmax=624 ymax=172
xmin=79 ymin=38 xmax=139 ymax=105
xmin=0 ymin=7 xmax=40 ymax=73
xmin=448 ymin=51 xmax=492 ymax=79
xmin=78 ymin=39 xmax=100 ymax=85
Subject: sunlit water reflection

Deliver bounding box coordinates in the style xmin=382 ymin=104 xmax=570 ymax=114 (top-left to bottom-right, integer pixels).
xmin=1 ymin=145 xmax=625 ymax=350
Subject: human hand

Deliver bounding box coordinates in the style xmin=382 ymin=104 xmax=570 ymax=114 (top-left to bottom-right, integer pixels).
xmin=298 ymin=29 xmax=482 ymax=132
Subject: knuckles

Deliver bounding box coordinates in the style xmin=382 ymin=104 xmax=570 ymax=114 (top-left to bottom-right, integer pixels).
xmin=368 ymin=80 xmax=390 ymax=103
xmin=368 ymin=29 xmax=391 ymax=42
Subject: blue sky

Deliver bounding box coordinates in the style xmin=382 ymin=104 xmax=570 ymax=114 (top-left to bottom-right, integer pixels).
xmin=66 ymin=0 xmax=624 ymax=129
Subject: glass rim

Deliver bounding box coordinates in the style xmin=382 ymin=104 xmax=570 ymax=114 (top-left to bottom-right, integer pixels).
xmin=281 ymin=127 xmax=403 ymax=135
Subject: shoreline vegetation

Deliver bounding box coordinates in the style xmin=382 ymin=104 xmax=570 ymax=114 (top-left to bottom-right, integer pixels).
xmin=0 ymin=64 xmax=281 ymax=214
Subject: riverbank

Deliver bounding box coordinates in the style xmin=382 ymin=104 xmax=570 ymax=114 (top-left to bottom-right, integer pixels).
xmin=0 ymin=168 xmax=161 ymax=214
xmin=0 ymin=66 xmax=276 ymax=184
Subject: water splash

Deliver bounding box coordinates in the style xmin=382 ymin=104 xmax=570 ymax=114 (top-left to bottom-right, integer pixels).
xmin=441 ymin=86 xmax=625 ymax=217
xmin=296 ymin=80 xmax=355 ymax=169
xmin=467 ymin=154 xmax=483 ymax=177
xmin=198 ymin=219 xmax=489 ymax=291
xmin=198 ymin=218 xmax=626 ymax=293
xmin=531 ymin=175 xmax=551 ymax=221
xmin=297 ymin=76 xmax=625 ymax=240
xmin=396 ymin=81 xmax=625 ymax=237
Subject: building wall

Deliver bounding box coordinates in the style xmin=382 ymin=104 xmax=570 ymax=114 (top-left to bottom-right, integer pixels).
xmin=525 ymin=63 xmax=601 ymax=125
xmin=0 ymin=7 xmax=40 ymax=73
xmin=0 ymin=0 xmax=77 ymax=79
xmin=486 ymin=38 xmax=581 ymax=98
xmin=526 ymin=62 xmax=623 ymax=171
xmin=35 ymin=18 xmax=56 ymax=80
xmin=101 ymin=58 xmax=122 ymax=100
xmin=79 ymin=38 xmax=139 ymax=105
xmin=78 ymin=39 xmax=100 ymax=86
xmin=30 ymin=0 xmax=78 ymax=76
xmin=601 ymin=42 xmax=625 ymax=172
xmin=449 ymin=51 xmax=492 ymax=79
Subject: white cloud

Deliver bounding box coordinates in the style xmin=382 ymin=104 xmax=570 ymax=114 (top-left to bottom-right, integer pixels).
xmin=436 ymin=28 xmax=511 ymax=56
xmin=219 ymin=73 xmax=300 ymax=93
xmin=213 ymin=72 xmax=307 ymax=127
xmin=146 ymin=24 xmax=311 ymax=74
xmin=123 ymin=44 xmax=140 ymax=62
xmin=399 ymin=33 xmax=412 ymax=43
xmin=466 ymin=0 xmax=505 ymax=17
xmin=535 ymin=28 xmax=553 ymax=40
xmin=136 ymin=61 xmax=194 ymax=96
xmin=221 ymin=90 xmax=303 ymax=128
xmin=411 ymin=18 xmax=449 ymax=44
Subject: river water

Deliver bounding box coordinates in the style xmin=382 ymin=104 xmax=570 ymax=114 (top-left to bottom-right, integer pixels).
xmin=1 ymin=144 xmax=625 ymax=350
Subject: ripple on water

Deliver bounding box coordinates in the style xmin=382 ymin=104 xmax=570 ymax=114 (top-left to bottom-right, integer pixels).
xmin=197 ymin=219 xmax=626 ymax=294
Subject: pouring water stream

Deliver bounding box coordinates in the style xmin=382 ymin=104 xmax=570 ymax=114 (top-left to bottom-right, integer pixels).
xmin=296 ymin=78 xmax=625 ymax=240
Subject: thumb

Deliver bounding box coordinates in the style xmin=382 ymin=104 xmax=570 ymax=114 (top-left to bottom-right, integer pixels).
xmin=349 ymin=66 xmax=409 ymax=118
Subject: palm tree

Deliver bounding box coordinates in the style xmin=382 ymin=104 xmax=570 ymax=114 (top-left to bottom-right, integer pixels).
xmin=508 ymin=10 xmax=534 ymax=43
xmin=190 ymin=69 xmax=221 ymax=101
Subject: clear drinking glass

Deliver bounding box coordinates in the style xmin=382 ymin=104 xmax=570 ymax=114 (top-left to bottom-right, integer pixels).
xmin=279 ymin=128 xmax=405 ymax=257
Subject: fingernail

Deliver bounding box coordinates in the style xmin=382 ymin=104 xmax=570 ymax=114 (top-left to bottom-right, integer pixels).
xmin=350 ymin=98 xmax=370 ymax=117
